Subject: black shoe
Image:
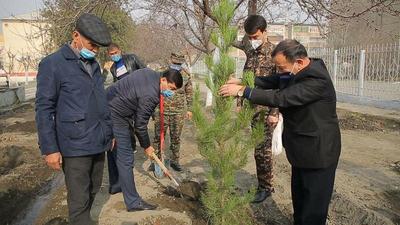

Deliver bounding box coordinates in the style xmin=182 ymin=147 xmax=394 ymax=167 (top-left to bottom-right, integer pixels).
xmin=127 ymin=200 xmax=158 ymax=211
xmin=109 ymin=187 xmax=122 ymax=195
xmin=170 ymin=161 xmax=183 ymax=172
xmin=251 ymin=189 xmax=271 ymax=203
xmin=148 ymin=163 xmax=155 ymax=171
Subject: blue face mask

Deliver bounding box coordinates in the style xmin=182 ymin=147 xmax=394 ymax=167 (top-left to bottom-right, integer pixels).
xmin=80 ymin=48 xmax=96 ymax=60
xmin=79 ymin=39 xmax=96 ymax=60
xmin=170 ymin=64 xmax=182 ymax=71
xmin=161 ymin=90 xmax=174 ymax=98
xmin=111 ymin=54 xmax=122 ymax=62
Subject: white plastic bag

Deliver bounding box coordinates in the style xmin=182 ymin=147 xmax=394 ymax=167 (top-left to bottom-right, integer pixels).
xmin=272 ymin=113 xmax=283 ymax=156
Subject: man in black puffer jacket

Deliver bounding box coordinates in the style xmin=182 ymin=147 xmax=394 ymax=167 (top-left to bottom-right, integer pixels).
xmin=107 ymin=68 xmax=183 ymax=212
xmin=107 ymin=43 xmax=146 ymax=82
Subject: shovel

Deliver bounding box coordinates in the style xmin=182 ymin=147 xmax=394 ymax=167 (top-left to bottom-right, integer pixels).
xmin=154 ymin=94 xmax=171 ymax=178
xmin=151 ymin=152 xmax=179 ymax=186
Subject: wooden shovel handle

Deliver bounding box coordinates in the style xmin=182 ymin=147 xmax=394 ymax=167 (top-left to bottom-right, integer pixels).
xmin=151 ymin=152 xmax=180 ymax=186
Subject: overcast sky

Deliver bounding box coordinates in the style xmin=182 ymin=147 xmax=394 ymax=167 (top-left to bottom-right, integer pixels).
xmin=0 ymin=0 xmax=44 ymax=31
xmin=0 ymin=0 xmax=43 ymax=19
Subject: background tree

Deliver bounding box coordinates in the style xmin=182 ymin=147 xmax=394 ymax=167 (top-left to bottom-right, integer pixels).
xmin=40 ymin=0 xmax=136 ymax=63
xmin=192 ymin=0 xmax=264 ymax=224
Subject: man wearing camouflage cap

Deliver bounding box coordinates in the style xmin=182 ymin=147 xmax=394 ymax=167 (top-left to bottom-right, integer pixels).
xmin=35 ymin=13 xmax=113 ymax=225
xmin=152 ymin=52 xmax=193 ymax=172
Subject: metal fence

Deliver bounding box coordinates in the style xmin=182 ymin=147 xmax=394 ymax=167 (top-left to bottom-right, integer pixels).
xmin=191 ymin=42 xmax=400 ymax=106
xmin=307 ymin=42 xmax=400 ymax=101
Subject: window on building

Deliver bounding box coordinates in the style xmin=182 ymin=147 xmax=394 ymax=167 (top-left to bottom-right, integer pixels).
xmin=293 ymin=26 xmax=309 ymax=33
xmin=309 ymin=26 xmax=320 ymax=33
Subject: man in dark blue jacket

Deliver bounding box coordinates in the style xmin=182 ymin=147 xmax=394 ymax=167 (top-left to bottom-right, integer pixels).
xmin=106 ymin=42 xmax=146 ymax=195
xmin=35 ymin=14 xmax=112 ymax=225
xmin=107 ymin=68 xmax=183 ymax=211
xmin=219 ymin=39 xmax=341 ymax=225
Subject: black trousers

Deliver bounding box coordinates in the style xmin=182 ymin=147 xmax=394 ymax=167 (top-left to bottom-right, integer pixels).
xmin=291 ymin=162 xmax=338 ymax=225
xmin=62 ymin=153 xmax=105 ymax=225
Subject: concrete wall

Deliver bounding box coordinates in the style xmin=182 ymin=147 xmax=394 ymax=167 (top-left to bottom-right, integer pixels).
xmin=0 ymin=86 xmax=25 ymax=108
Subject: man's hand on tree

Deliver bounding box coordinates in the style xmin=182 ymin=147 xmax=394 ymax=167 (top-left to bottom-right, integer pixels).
xmin=219 ymin=84 xmax=244 ymax=97
xmin=45 ymin=152 xmax=62 ymax=170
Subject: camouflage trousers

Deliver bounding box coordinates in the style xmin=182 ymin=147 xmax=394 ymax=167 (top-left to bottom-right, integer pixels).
xmin=153 ymin=113 xmax=185 ymax=163
xmin=252 ymin=111 xmax=274 ymax=192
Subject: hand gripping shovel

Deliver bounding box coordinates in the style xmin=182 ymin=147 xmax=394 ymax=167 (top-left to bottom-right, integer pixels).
xmin=154 ymin=94 xmax=171 ymax=178
xmin=151 ymin=152 xmax=179 ymax=186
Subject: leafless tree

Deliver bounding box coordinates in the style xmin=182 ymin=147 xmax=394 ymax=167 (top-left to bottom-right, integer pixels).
xmin=3 ymin=51 xmax=17 ymax=87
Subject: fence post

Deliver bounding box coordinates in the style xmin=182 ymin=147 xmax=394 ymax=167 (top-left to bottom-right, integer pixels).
xmin=333 ymin=50 xmax=338 ymax=87
xmin=358 ymin=50 xmax=366 ymax=96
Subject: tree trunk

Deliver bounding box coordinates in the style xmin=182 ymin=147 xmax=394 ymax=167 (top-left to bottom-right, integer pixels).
xmin=248 ymin=0 xmax=257 ymax=15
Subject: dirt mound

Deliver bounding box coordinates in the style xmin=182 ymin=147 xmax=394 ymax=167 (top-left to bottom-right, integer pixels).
xmin=163 ymin=180 xmax=203 ymax=201
xmin=43 ymin=217 xmax=68 ymax=225
xmin=0 ymin=144 xmax=53 ymax=224
xmin=0 ymin=145 xmax=24 ymax=175
xmin=5 ymin=120 xmax=37 ymax=134
xmin=337 ymin=109 xmax=400 ymax=132
xmin=150 ymin=181 xmax=208 ymax=225
xmin=329 ymin=193 xmax=396 ymax=225
xmin=139 ymin=216 xmax=187 ymax=225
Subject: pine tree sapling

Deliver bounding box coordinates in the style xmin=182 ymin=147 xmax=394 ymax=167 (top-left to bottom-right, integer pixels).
xmin=192 ymin=1 xmax=264 ymax=224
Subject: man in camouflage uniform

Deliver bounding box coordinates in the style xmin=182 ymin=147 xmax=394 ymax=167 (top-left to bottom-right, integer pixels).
xmin=152 ymin=52 xmax=193 ymax=172
xmin=234 ymin=15 xmax=279 ymax=203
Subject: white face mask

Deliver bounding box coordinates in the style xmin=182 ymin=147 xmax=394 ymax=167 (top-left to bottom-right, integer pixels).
xmin=251 ymin=39 xmax=263 ymax=50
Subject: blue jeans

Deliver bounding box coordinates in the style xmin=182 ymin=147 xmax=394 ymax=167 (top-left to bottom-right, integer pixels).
xmin=111 ymin=112 xmax=142 ymax=209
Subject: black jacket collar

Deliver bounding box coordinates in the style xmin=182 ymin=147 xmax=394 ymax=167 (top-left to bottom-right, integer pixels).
xmin=294 ymin=58 xmax=326 ymax=80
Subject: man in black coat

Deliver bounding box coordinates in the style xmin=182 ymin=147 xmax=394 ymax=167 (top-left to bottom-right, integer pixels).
xmin=107 ymin=43 xmax=146 ymax=82
xmin=106 ymin=43 xmax=145 ymax=195
xmin=219 ymin=39 xmax=341 ymax=225
xmin=107 ymin=68 xmax=183 ymax=211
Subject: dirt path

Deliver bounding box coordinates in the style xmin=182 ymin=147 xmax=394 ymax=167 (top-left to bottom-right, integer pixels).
xmin=0 ymin=100 xmax=399 ymax=225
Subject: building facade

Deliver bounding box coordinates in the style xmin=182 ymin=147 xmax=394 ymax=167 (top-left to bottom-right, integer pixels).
xmin=1 ymin=11 xmax=48 ymax=76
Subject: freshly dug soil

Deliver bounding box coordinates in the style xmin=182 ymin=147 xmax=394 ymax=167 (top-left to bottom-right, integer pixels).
xmin=146 ymin=180 xmax=208 ymax=225
xmin=337 ymin=108 xmax=400 ymax=132
xmin=0 ymin=104 xmax=55 ymax=225
xmin=0 ymin=145 xmax=25 ymax=175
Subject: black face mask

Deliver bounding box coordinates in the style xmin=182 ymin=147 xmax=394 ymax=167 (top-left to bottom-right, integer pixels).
xmin=278 ymin=72 xmax=293 ymax=89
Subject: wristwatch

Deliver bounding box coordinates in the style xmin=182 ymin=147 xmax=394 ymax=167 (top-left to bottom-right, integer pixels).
xmin=237 ymin=86 xmax=245 ymax=97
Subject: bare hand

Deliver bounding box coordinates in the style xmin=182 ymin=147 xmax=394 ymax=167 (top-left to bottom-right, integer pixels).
xmin=267 ymin=114 xmax=279 ymax=127
xmin=219 ymin=84 xmax=244 ymax=97
xmin=45 ymin=152 xmax=62 ymax=170
xmin=186 ymin=111 xmax=193 ymax=120
xmin=226 ymin=77 xmax=242 ymax=85
xmin=145 ymin=146 xmax=155 ymax=159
